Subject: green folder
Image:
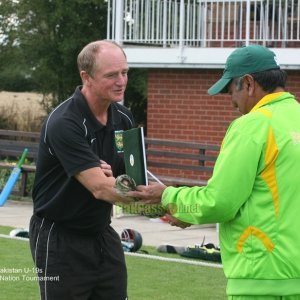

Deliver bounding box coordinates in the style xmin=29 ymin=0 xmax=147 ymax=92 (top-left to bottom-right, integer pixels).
xmin=123 ymin=127 xmax=148 ymax=185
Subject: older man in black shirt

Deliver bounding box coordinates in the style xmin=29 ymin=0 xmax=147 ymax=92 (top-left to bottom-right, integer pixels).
xmin=30 ymin=40 xmax=133 ymax=300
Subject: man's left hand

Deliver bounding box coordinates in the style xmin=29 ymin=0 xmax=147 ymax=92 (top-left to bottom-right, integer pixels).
xmin=127 ymin=182 xmax=167 ymax=204
xmin=164 ymin=213 xmax=191 ymax=229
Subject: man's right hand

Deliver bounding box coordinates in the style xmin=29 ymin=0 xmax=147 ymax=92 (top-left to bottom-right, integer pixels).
xmin=127 ymin=182 xmax=167 ymax=204
xmin=100 ymin=160 xmax=113 ymax=177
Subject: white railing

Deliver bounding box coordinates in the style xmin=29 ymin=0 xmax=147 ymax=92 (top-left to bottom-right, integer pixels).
xmin=107 ymin=0 xmax=300 ymax=47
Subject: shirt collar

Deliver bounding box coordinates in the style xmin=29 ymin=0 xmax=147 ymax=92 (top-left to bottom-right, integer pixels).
xmin=251 ymin=92 xmax=292 ymax=113
xmin=75 ymin=86 xmax=122 ymax=131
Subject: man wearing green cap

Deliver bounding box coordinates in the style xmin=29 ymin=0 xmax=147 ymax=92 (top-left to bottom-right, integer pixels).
xmin=129 ymin=45 xmax=300 ymax=299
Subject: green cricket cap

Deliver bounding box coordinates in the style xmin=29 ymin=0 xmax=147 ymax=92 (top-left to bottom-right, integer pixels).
xmin=208 ymin=45 xmax=280 ymax=95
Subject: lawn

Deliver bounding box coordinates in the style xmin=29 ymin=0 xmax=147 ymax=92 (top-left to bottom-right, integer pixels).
xmin=0 ymin=226 xmax=227 ymax=300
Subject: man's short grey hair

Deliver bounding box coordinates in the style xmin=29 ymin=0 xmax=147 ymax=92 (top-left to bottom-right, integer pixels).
xmin=77 ymin=40 xmax=126 ymax=77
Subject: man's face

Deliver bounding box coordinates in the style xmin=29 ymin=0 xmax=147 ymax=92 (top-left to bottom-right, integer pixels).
xmin=228 ymin=76 xmax=255 ymax=115
xmin=89 ymin=47 xmax=129 ymax=103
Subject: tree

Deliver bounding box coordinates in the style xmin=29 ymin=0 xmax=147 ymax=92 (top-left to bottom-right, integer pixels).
xmin=0 ymin=0 xmax=35 ymax=91
xmin=0 ymin=0 xmax=147 ymax=125
xmin=125 ymin=69 xmax=148 ymax=129
xmin=13 ymin=0 xmax=109 ymax=110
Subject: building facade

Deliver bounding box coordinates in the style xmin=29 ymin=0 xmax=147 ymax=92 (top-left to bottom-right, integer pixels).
xmin=107 ymin=0 xmax=300 ymax=180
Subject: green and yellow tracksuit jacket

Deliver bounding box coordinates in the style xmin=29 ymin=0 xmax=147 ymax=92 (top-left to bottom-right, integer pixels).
xmin=162 ymin=92 xmax=300 ymax=296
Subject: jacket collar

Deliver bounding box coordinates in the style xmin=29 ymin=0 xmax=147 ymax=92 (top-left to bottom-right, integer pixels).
xmin=251 ymin=92 xmax=294 ymax=113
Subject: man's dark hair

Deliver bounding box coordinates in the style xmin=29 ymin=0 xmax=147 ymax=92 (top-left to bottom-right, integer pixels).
xmin=250 ymin=69 xmax=287 ymax=92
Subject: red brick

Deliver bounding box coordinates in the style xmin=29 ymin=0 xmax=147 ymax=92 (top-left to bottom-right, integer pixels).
xmin=146 ymin=69 xmax=300 ymax=180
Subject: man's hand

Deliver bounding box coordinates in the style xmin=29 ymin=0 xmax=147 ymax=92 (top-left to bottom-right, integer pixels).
xmin=75 ymin=167 xmax=133 ymax=205
xmin=165 ymin=213 xmax=191 ymax=229
xmin=127 ymin=182 xmax=192 ymax=226
xmin=127 ymin=182 xmax=167 ymax=204
xmin=100 ymin=160 xmax=113 ymax=177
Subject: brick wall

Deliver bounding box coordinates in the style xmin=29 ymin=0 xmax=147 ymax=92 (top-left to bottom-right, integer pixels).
xmin=146 ymin=69 xmax=300 ymax=181
xmin=147 ymin=69 xmax=300 ymax=145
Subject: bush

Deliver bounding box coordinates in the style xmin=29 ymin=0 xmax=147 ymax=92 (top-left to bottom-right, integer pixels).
xmin=0 ymin=159 xmax=36 ymax=196
xmin=0 ymin=162 xmax=11 ymax=189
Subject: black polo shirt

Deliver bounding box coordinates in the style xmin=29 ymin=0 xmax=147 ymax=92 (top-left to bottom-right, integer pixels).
xmin=32 ymin=86 xmax=134 ymax=234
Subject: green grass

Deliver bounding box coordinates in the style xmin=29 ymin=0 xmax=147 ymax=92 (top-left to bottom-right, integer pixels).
xmin=0 ymin=226 xmax=227 ymax=300
xmin=0 ymin=226 xmax=14 ymax=235
xmin=126 ymin=255 xmax=226 ymax=299
xmin=0 ymin=237 xmax=39 ymax=300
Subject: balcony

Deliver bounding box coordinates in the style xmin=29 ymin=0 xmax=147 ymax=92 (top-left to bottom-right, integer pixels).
xmin=106 ymin=0 xmax=300 ymax=69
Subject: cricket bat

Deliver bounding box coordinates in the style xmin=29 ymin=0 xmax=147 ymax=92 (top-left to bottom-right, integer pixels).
xmin=0 ymin=148 xmax=28 ymax=207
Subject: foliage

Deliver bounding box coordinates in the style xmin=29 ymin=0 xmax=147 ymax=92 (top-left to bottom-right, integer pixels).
xmin=0 ymin=158 xmax=35 ymax=194
xmin=0 ymin=46 xmax=36 ymax=92
xmin=0 ymin=1 xmax=37 ymax=92
xmin=0 ymin=163 xmax=11 ymax=189
xmin=0 ymin=0 xmax=103 ymax=107
xmin=125 ymin=69 xmax=148 ymax=129
xmin=0 ymin=0 xmax=148 ymax=125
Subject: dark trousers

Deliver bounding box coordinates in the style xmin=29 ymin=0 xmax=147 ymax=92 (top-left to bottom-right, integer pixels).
xmin=29 ymin=215 xmax=128 ymax=300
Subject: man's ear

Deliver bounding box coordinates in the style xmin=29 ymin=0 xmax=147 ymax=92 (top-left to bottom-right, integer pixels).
xmin=244 ymin=74 xmax=255 ymax=95
xmin=80 ymin=71 xmax=91 ymax=86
